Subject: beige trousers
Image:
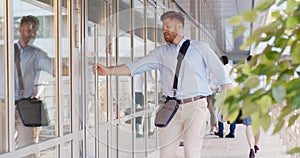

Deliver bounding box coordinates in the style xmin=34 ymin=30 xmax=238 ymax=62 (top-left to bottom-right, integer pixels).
xmin=159 ymin=98 xmax=208 ymax=158
xmin=15 ymin=107 xmax=35 ymax=148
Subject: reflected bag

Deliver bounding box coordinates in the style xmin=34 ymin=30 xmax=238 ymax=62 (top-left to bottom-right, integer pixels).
xmin=16 ymin=98 xmax=49 ymax=127
xmin=154 ymin=98 xmax=179 ymax=127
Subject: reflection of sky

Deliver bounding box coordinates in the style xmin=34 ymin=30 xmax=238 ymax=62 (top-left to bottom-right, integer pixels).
xmin=13 ymin=0 xmax=54 ymax=17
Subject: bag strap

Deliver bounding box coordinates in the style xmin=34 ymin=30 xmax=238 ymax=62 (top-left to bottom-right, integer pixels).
xmin=172 ymin=39 xmax=190 ymax=96
xmin=14 ymin=43 xmax=24 ymax=94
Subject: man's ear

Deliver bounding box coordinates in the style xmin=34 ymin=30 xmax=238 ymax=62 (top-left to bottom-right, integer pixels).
xmin=177 ymin=22 xmax=184 ymax=30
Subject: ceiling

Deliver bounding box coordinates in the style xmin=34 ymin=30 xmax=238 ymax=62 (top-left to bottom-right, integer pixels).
xmin=24 ymin=0 xmax=264 ymax=60
xmin=176 ymin=0 xmax=256 ymax=60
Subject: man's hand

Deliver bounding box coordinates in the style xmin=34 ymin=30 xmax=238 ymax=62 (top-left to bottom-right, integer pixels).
xmin=220 ymin=83 xmax=232 ymax=91
xmin=92 ymin=64 xmax=131 ymax=76
xmin=92 ymin=64 xmax=111 ymax=76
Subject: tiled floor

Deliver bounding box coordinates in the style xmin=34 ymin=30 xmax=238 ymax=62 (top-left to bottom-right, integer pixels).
xmin=149 ymin=124 xmax=291 ymax=158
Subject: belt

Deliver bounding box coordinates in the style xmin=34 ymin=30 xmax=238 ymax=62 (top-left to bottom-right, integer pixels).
xmin=177 ymin=95 xmax=206 ymax=104
xmin=0 ymin=99 xmax=5 ymax=103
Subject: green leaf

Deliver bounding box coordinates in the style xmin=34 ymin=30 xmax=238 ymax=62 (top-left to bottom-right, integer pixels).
xmin=242 ymin=101 xmax=259 ymax=117
xmin=291 ymin=43 xmax=300 ymax=64
xmin=228 ymin=108 xmax=240 ymax=123
xmin=272 ymin=119 xmax=284 ymax=134
xmin=272 ymin=85 xmax=286 ymax=104
xmin=244 ymin=77 xmax=260 ymax=89
xmin=286 ymin=16 xmax=300 ymax=28
xmin=260 ymin=33 xmax=273 ymax=42
xmin=243 ymin=10 xmax=257 ymax=22
xmin=271 ymin=10 xmax=281 ymax=19
xmin=257 ymin=95 xmax=272 ymax=114
xmin=240 ymin=28 xmax=264 ymax=49
xmin=274 ymin=37 xmax=288 ymax=48
xmin=260 ymin=53 xmax=275 ymax=65
xmin=251 ymin=112 xmax=261 ymax=134
xmin=291 ymin=95 xmax=300 ymax=109
xmin=254 ymin=0 xmax=276 ymax=11
xmin=278 ymin=70 xmax=293 ymax=81
xmin=287 ymin=147 xmax=300 ymax=154
xmin=262 ymin=45 xmax=272 ymax=54
xmin=286 ymin=78 xmax=300 ymax=91
xmin=253 ymin=64 xmax=278 ymax=76
xmin=260 ymin=114 xmax=271 ymax=132
xmin=228 ymin=15 xmax=243 ymax=26
xmin=233 ymin=25 xmax=247 ymax=38
xmin=286 ymin=0 xmax=298 ymax=13
xmin=288 ymin=114 xmax=299 ymax=127
xmin=266 ymin=51 xmax=281 ymax=61
xmin=278 ymin=60 xmax=291 ymax=70
xmin=262 ymin=19 xmax=282 ymax=33
xmin=214 ymin=90 xmax=230 ymax=111
xmin=241 ymin=65 xmax=251 ymax=75
xmin=235 ymin=74 xmax=248 ymax=83
xmin=278 ymin=105 xmax=293 ymax=121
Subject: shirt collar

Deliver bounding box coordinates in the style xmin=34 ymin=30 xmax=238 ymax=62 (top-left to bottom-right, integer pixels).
xmin=167 ymin=37 xmax=187 ymax=51
xmin=177 ymin=37 xmax=187 ymax=49
xmin=16 ymin=41 xmax=22 ymax=50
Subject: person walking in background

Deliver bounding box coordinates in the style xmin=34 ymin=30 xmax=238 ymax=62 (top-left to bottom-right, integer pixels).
xmin=244 ymin=117 xmax=260 ymax=158
xmin=134 ymin=73 xmax=145 ymax=138
xmin=215 ymin=55 xmax=237 ymax=138
xmin=92 ymin=10 xmax=232 ymax=158
xmin=244 ymin=55 xmax=261 ymax=158
xmin=207 ymin=71 xmax=219 ymax=135
xmin=133 ymin=71 xmax=154 ymax=138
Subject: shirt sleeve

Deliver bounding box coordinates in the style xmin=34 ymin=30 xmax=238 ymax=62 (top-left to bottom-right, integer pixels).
xmin=199 ymin=42 xmax=232 ymax=86
xmin=124 ymin=50 xmax=161 ymax=76
xmin=37 ymin=49 xmax=55 ymax=76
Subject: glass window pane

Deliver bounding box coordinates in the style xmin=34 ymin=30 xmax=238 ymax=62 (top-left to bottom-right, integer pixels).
xmin=62 ymin=141 xmax=72 ymax=158
xmin=40 ymin=146 xmax=58 ymax=158
xmin=13 ymin=0 xmax=57 ymax=149
xmin=118 ymin=1 xmax=133 ymax=157
xmin=61 ymin=0 xmax=71 ymax=136
xmin=133 ymin=0 xmax=146 ymax=157
xmin=145 ymin=7 xmax=157 ymax=152
xmin=0 ymin=0 xmax=8 ymax=154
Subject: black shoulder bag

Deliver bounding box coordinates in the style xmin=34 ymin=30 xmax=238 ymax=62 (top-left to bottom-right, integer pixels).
xmin=14 ymin=44 xmax=49 ymax=127
xmin=154 ymin=40 xmax=190 ymax=127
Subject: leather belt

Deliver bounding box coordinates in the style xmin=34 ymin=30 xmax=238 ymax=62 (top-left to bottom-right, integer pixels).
xmin=177 ymin=95 xmax=206 ymax=104
xmin=0 ymin=99 xmax=5 ymax=103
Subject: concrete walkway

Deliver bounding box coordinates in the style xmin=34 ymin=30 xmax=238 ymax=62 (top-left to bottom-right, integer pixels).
xmin=149 ymin=124 xmax=291 ymax=158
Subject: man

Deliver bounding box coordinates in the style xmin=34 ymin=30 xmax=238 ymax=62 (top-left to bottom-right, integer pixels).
xmin=133 ymin=71 xmax=155 ymax=138
xmin=215 ymin=56 xmax=237 ymax=138
xmin=133 ymin=73 xmax=145 ymax=138
xmin=14 ymin=15 xmax=68 ymax=149
xmin=92 ymin=10 xmax=232 ymax=158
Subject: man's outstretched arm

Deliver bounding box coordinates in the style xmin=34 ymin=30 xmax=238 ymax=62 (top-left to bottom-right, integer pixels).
xmin=92 ymin=64 xmax=131 ymax=76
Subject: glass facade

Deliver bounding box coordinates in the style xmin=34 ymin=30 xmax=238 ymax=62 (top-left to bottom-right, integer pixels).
xmin=0 ymin=0 xmax=8 ymax=154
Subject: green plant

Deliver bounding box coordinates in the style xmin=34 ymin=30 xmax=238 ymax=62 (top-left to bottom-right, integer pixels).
xmin=215 ymin=0 xmax=300 ymax=154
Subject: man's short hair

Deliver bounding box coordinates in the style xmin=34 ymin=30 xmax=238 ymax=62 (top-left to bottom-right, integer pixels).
xmin=246 ymin=55 xmax=252 ymax=62
xmin=160 ymin=10 xmax=185 ymax=26
xmin=20 ymin=15 xmax=39 ymax=28
xmin=220 ymin=55 xmax=229 ymax=65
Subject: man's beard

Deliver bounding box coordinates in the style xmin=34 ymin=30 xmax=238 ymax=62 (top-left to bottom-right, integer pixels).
xmin=164 ymin=32 xmax=177 ymax=43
